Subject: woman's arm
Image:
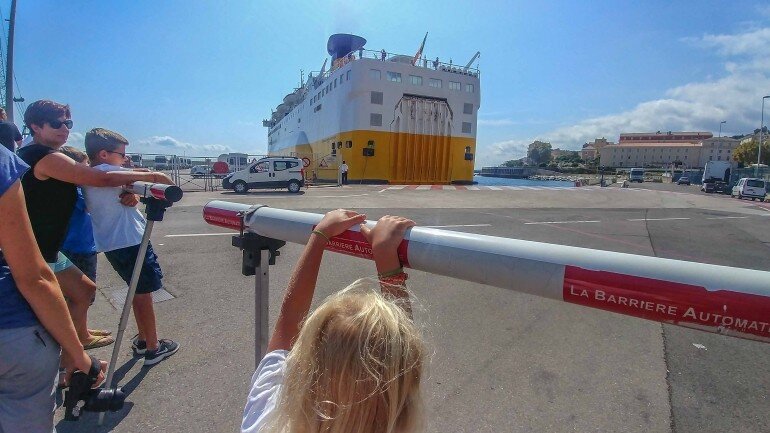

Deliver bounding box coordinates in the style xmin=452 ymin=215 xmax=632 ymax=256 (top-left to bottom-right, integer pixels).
xmin=0 ymin=180 xmax=103 ymax=382
xmin=35 ymin=152 xmax=173 ymax=187
xmin=266 ymin=209 xmax=366 ymax=353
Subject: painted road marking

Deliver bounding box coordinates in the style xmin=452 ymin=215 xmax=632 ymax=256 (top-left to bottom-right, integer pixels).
xmin=525 ymin=220 xmax=601 ymax=225
xmin=416 ymin=185 xmax=431 ymax=190
xmin=706 ymin=216 xmax=748 ymax=220
xmin=165 ymin=232 xmax=233 ymax=238
xmin=627 ymin=217 xmax=691 ymax=221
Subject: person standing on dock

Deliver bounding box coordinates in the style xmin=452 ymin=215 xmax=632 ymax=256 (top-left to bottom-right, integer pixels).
xmin=0 ymin=108 xmax=22 ymax=152
xmin=340 ymin=160 xmax=349 ymax=185
xmin=380 ymin=49 xmax=386 ymax=61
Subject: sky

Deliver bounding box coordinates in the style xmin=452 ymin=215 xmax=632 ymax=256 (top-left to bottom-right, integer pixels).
xmin=4 ymin=0 xmax=770 ymax=167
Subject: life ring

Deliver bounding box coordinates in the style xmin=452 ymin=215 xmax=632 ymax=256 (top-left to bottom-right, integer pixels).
xmin=301 ymin=157 xmax=311 ymax=167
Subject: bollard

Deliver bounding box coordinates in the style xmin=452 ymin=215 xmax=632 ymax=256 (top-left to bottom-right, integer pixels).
xmin=203 ymin=200 xmax=770 ymax=344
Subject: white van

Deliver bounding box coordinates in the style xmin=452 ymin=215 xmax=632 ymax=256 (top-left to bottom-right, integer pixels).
xmin=731 ymin=178 xmax=766 ymax=201
xmin=222 ymin=156 xmax=305 ymax=193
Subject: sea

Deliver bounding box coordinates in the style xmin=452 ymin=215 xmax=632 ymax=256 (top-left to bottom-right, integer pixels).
xmin=473 ymin=174 xmax=576 ymax=188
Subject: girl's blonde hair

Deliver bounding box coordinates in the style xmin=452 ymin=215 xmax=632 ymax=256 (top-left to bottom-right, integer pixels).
xmin=265 ymin=278 xmax=425 ymax=433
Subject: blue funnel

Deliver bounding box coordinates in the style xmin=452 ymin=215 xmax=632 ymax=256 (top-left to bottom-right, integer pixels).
xmin=327 ymin=34 xmax=367 ymax=60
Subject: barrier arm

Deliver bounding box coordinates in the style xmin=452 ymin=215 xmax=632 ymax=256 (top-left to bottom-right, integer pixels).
xmin=203 ymin=200 xmax=770 ymax=345
xmin=99 ymin=182 xmax=183 ymax=426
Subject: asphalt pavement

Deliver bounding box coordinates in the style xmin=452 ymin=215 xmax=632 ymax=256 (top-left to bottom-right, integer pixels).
xmin=54 ymin=182 xmax=770 ymax=432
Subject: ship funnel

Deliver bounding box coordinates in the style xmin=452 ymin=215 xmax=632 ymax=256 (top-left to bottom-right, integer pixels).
xmin=327 ymin=34 xmax=367 ymax=61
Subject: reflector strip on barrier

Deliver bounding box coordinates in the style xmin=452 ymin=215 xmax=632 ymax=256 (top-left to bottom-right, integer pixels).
xmin=125 ymin=181 xmax=183 ymax=203
xmin=202 ymin=200 xmax=770 ymax=343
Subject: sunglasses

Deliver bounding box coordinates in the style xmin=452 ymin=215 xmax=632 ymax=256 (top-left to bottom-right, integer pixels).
xmin=105 ymin=150 xmax=126 ymax=158
xmin=48 ymin=119 xmax=73 ymax=130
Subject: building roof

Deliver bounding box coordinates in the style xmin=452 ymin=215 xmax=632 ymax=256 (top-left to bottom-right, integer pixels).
xmin=608 ymin=142 xmax=702 ymax=148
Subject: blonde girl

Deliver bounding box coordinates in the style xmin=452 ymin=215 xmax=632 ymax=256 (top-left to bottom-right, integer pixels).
xmin=242 ymin=210 xmax=425 ymax=433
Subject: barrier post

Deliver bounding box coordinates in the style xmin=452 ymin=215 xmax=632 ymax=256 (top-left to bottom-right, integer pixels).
xmin=99 ymin=183 xmax=182 ymax=426
xmin=231 ymin=227 xmax=285 ymax=365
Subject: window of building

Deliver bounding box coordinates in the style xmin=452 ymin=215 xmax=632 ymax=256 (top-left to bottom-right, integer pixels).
xmin=466 ymin=83 xmax=474 ymax=93
xmin=370 ymin=69 xmax=381 ymax=80
xmin=314 ymin=104 xmax=322 ymax=112
xmin=461 ymin=122 xmax=472 ymax=134
xmin=410 ymin=75 xmax=422 ymax=86
xmin=347 ymin=70 xmax=351 ymax=80
xmin=429 ymin=78 xmax=442 ymax=88
xmin=331 ymin=143 xmax=336 ymax=155
xmin=371 ymin=91 xmax=383 ymax=105
xmin=370 ymin=113 xmax=383 ymax=126
xmin=449 ymin=81 xmax=461 ymax=91
xmin=387 ymin=71 xmax=402 ymax=82
xmin=334 ymin=79 xmax=337 ymax=89
xmin=463 ymin=103 xmax=473 ymax=115
xmin=717 ymin=156 xmax=721 ymax=160
xmin=345 ymin=140 xmax=352 ymax=148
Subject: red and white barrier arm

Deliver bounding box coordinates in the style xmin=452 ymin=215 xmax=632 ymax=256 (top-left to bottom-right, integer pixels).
xmin=124 ymin=181 xmax=183 ymax=203
xmin=203 ymin=200 xmax=770 ymax=343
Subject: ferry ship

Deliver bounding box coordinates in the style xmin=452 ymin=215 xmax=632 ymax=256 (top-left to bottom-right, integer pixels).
xmin=264 ymin=34 xmax=480 ymax=184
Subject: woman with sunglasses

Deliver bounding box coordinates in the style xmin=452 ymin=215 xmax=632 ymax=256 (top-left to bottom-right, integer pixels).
xmin=16 ymin=99 xmax=173 ymax=350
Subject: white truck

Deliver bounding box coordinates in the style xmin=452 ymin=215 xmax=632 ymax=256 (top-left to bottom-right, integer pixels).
xmin=702 ymin=161 xmax=731 ymax=184
xmin=629 ymin=168 xmax=644 ymax=183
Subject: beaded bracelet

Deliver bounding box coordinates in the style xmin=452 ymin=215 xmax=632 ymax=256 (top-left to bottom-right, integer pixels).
xmin=311 ymin=229 xmax=329 ymax=242
xmin=378 ymin=267 xmax=404 ymax=278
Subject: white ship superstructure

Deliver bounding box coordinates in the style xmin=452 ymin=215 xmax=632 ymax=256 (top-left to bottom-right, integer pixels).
xmin=263 ymin=34 xmax=480 ymax=184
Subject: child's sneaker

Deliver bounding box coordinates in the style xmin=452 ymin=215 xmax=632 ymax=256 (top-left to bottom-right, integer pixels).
xmin=131 ymin=335 xmax=147 ymax=356
xmin=143 ymin=339 xmax=180 ymax=366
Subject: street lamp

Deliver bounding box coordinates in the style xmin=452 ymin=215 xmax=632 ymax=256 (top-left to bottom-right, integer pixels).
xmin=759 ymin=96 xmax=770 ymax=177
xmin=719 ymin=120 xmax=726 ymax=138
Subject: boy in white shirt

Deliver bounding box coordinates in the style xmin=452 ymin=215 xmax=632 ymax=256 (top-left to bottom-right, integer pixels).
xmin=83 ymin=128 xmax=180 ymax=366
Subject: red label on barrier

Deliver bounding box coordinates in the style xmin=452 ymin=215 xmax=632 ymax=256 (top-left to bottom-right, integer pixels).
xmin=203 ymin=206 xmax=242 ymax=230
xmin=316 ymin=228 xmax=410 ymax=267
xmin=563 ymin=266 xmax=770 ymax=339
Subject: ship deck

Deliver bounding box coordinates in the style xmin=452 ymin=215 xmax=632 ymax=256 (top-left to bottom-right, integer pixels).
xmin=56 ymin=182 xmax=770 ymax=433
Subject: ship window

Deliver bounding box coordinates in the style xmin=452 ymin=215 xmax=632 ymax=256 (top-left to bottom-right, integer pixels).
xmin=331 ymin=143 xmax=336 ymax=155
xmin=466 ymin=83 xmax=475 ymax=93
xmin=370 ymin=113 xmax=383 ymax=127
xmin=369 ymin=69 xmax=381 ymax=80
xmin=346 ymin=140 xmax=352 ymax=148
xmin=334 ymin=79 xmax=337 ymax=89
xmin=347 ymin=70 xmax=351 ymax=80
xmin=429 ymin=78 xmax=442 ymax=88
xmin=387 ymin=71 xmax=402 ymax=82
xmin=463 ymin=103 xmax=473 ymax=115
xmin=462 ymin=122 xmax=472 ymax=134
xmin=337 ymin=142 xmax=342 ymax=149
xmin=449 ymin=81 xmax=461 ymax=91
xmin=410 ymin=75 xmax=422 ymax=86
xmin=314 ymin=104 xmax=322 ymax=112
xmin=370 ymin=91 xmax=383 ymax=105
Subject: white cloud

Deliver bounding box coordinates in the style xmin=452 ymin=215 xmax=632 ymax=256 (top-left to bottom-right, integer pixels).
xmin=487 ymin=25 xmax=770 ymax=163
xmin=135 ymin=135 xmax=231 ymax=155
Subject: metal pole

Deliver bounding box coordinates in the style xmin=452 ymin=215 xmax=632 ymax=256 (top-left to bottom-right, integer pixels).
xmin=98 ymin=219 xmax=155 ymax=426
xmin=5 ymin=0 xmax=16 ymax=122
xmin=758 ymin=96 xmax=768 ymax=177
xmin=204 ymin=201 xmax=770 ymax=343
xmin=254 ymin=250 xmax=270 ymax=364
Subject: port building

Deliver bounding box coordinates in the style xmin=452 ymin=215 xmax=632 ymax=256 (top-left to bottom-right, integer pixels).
xmin=599 ymin=131 xmax=739 ymax=169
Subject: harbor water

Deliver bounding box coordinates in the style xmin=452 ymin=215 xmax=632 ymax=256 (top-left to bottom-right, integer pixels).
xmin=473 ymin=174 xmax=576 ymax=187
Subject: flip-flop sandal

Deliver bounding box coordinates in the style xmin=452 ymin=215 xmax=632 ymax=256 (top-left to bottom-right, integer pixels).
xmin=83 ymin=334 xmax=115 ymax=350
xmin=88 ymin=329 xmax=112 ymax=336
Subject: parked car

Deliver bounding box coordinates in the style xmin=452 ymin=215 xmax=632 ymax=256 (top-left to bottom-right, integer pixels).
xmin=222 ymin=156 xmax=305 ymax=193
xmin=731 ymin=178 xmax=767 ymax=201
xmin=190 ymin=165 xmax=211 ymax=177
xmin=676 ymin=176 xmax=690 ymax=185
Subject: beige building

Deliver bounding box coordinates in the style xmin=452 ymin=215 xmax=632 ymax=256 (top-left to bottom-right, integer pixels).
xmin=599 ymin=132 xmax=739 ymax=169
xmin=581 ymin=138 xmax=612 ymax=161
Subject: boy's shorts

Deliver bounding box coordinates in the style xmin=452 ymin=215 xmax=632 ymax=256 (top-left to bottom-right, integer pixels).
xmin=47 ymin=251 xmax=74 ymax=274
xmin=62 ymin=250 xmax=98 ymax=283
xmin=104 ymin=242 xmax=163 ymax=294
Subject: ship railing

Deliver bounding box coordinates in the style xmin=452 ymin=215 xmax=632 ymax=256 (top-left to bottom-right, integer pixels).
xmin=322 ymin=48 xmax=480 ymax=77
